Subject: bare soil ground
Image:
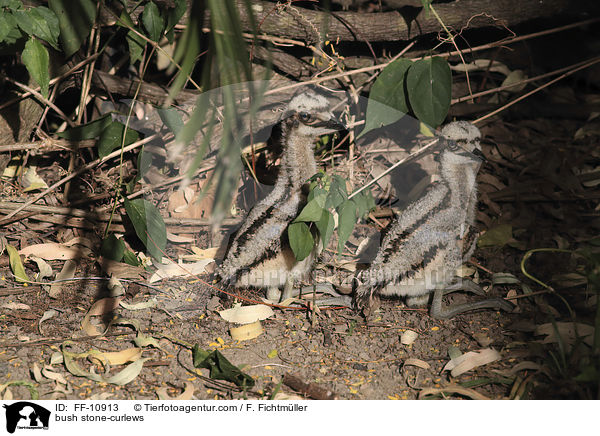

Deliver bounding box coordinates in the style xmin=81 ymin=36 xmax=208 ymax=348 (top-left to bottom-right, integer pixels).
xmin=1 ymin=117 xmax=596 ymax=401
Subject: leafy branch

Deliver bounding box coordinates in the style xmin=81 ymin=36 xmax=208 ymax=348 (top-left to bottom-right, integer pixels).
xmin=289 ymin=172 xmax=375 ymax=261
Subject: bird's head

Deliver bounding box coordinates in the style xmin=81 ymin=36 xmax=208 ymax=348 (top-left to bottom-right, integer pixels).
xmin=283 ymin=89 xmax=345 ymax=137
xmin=439 ymin=121 xmax=484 ymax=166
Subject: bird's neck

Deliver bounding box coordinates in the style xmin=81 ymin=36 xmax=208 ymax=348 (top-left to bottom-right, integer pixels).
xmin=442 ymin=160 xmax=478 ymax=210
xmin=280 ymin=133 xmax=317 ymax=189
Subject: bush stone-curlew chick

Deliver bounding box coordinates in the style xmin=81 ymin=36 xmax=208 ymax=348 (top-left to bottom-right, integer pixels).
xmin=354 ymin=121 xmax=513 ymax=319
xmin=218 ymin=89 xmax=344 ymax=302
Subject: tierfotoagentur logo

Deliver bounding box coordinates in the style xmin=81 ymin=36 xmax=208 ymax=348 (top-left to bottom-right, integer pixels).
xmin=3 ymin=402 xmax=51 ymax=433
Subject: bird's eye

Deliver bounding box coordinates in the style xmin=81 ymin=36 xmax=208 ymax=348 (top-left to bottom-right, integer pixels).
xmin=299 ymin=112 xmax=311 ymax=122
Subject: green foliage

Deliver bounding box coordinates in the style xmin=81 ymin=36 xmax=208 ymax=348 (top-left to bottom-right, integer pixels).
xmin=406 ymin=57 xmax=452 ymax=128
xmin=156 ymin=107 xmax=184 ymax=135
xmin=57 ymin=114 xmax=113 ymax=140
xmin=102 ymin=233 xmax=140 ymax=266
xmin=0 ymin=3 xmax=59 ymax=47
xmin=361 ymin=56 xmax=452 ymax=136
xmin=14 ymin=7 xmax=59 ymax=49
xmin=119 ymin=9 xmax=145 ymax=64
xmin=359 ymin=57 xmax=411 ymax=137
xmin=21 ymin=37 xmax=49 ymax=98
xmin=97 ymin=121 xmax=140 ymax=159
xmin=288 ymin=222 xmax=314 ymax=262
xmin=141 ymin=1 xmax=164 ymax=42
xmin=123 ymin=198 xmax=167 ymax=262
xmin=1 ymin=0 xmax=62 ymax=98
xmin=101 ymin=233 xmax=125 ymax=262
xmin=192 ymin=345 xmax=255 ymax=388
xmin=48 ymin=0 xmax=95 ymax=57
xmin=288 ymin=172 xmax=375 ymax=261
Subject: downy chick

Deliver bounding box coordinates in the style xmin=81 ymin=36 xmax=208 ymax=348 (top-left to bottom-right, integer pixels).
xmin=218 ymin=89 xmax=344 ymax=301
xmin=354 ymin=121 xmax=513 ymax=318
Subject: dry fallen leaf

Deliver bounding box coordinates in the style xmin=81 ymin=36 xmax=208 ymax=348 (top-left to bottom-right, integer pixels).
xmin=19 ymin=243 xmax=83 ymax=261
xmin=2 ymin=302 xmax=31 ymax=310
xmin=535 ymin=322 xmax=594 ymax=348
xmin=89 ymin=348 xmax=143 ymax=366
xmin=400 ymin=330 xmax=419 ymax=345
xmin=149 ymin=259 xmax=213 ymax=283
xmin=419 ymin=384 xmax=492 ymax=400
xmin=81 ymin=297 xmax=123 ymax=336
xmin=219 ymin=304 xmax=275 ymax=324
xmin=156 ymin=382 xmax=195 ymax=400
xmin=403 ymin=358 xmax=431 ymax=370
xmin=230 ymin=321 xmax=264 ymax=341
xmin=49 ymin=260 xmax=77 ymax=298
xmin=443 ymin=348 xmax=502 ymax=377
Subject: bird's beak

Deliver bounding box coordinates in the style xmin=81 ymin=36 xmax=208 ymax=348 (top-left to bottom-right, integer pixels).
xmin=471 ymin=147 xmax=485 ymax=161
xmin=314 ymin=114 xmax=346 ymax=132
xmin=456 ymin=146 xmax=485 ymax=162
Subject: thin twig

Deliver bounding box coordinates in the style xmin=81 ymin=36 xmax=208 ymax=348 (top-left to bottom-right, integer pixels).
xmin=2 ymin=76 xmax=75 ymax=127
xmin=0 ymin=52 xmax=102 ymax=112
xmin=474 ymin=56 xmax=600 ymax=124
xmin=348 ymin=138 xmax=440 ymax=200
xmin=453 ymin=56 xmax=600 ymax=104
xmin=265 ymin=17 xmax=599 ymax=97
xmin=2 ymin=135 xmax=158 ymax=220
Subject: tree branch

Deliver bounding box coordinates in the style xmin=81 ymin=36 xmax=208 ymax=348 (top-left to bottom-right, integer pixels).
xmin=99 ymin=0 xmax=584 ymax=43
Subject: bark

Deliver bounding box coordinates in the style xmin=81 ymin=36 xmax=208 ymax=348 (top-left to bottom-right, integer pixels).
xmin=99 ymin=0 xmax=582 ymax=43
xmin=237 ymin=0 xmax=575 ymax=43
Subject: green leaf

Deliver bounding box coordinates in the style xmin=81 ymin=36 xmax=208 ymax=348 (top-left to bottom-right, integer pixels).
xmin=307 ymin=186 xmax=327 ymax=206
xmin=126 ymin=28 xmax=145 ymax=64
xmin=353 ymin=190 xmax=376 ymax=220
xmin=164 ymin=0 xmax=186 ymax=39
xmin=326 ymin=175 xmax=348 ymax=209
xmin=477 ymin=224 xmax=513 ymax=248
xmin=48 ymin=0 xmax=96 ymax=57
xmin=100 ymin=234 xmax=125 ymax=262
xmin=142 ymin=1 xmax=164 ymax=42
xmin=0 ymin=0 xmax=22 ymax=10
xmin=136 ymin=147 xmax=152 ymax=180
xmin=122 ymin=250 xmax=140 ymax=266
xmin=354 ymin=192 xmax=367 ymax=220
xmin=316 ymin=209 xmax=335 ymax=250
xmin=6 ymin=244 xmax=29 ymax=283
xmin=406 ymin=57 xmax=451 ymax=128
xmin=57 ymin=114 xmax=112 ymax=140
xmin=288 ymin=222 xmax=314 ymax=261
xmin=27 ymin=7 xmax=60 ymax=49
xmin=359 ymin=57 xmax=411 ymax=137
xmin=123 ymin=198 xmax=167 ymax=261
xmin=337 ymin=199 xmax=357 ymax=255
xmin=97 ymin=122 xmax=139 ymax=159
xmin=192 ymin=345 xmax=255 ymax=388
xmin=0 ymin=11 xmax=19 ymax=43
xmin=22 ymin=37 xmax=49 ymax=98
xmin=157 ymin=107 xmax=184 ymax=135
xmin=294 ymin=198 xmax=325 ymax=223
xmin=13 ymin=9 xmax=33 ymax=34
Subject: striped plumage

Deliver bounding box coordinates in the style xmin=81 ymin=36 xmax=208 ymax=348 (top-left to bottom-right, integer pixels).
xmin=354 ymin=121 xmax=513 ymax=318
xmin=218 ymin=89 xmax=343 ymax=301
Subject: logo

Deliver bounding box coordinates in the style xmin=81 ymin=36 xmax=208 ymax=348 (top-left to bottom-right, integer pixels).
xmin=3 ymin=402 xmax=50 ymax=434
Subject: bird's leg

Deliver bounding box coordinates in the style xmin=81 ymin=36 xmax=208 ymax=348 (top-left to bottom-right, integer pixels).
xmin=430 ymin=282 xmax=514 ymax=319
xmin=266 ymin=287 xmax=281 ymax=302
xmin=280 ymin=276 xmax=295 ymax=301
